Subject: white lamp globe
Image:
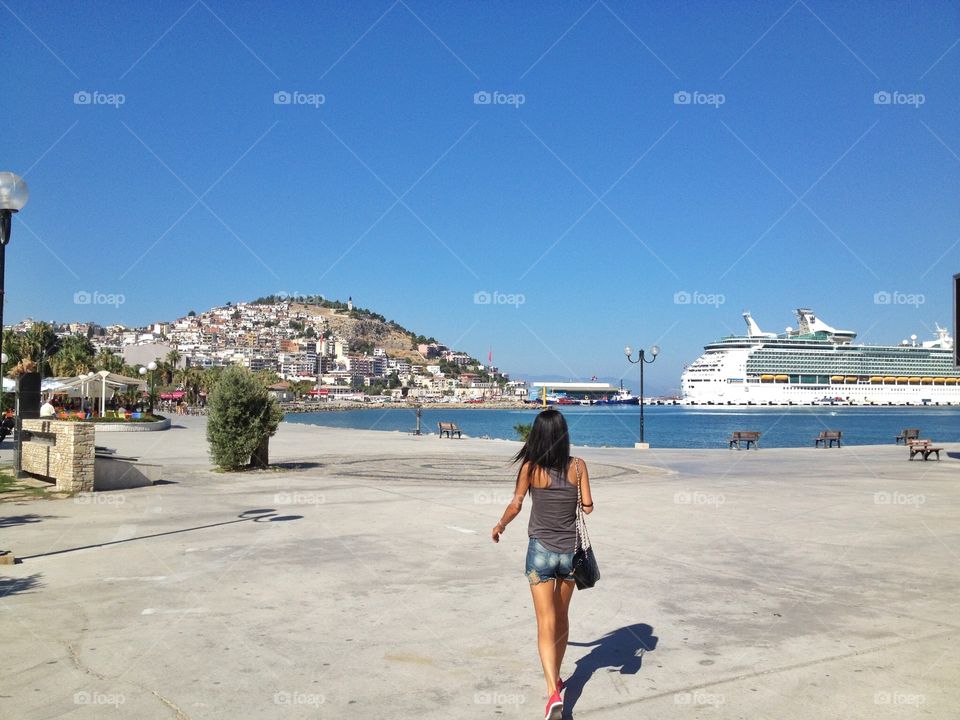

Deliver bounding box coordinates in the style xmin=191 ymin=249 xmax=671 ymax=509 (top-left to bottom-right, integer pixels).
xmin=147 ymin=361 xmax=157 ymax=371
xmin=0 ymin=173 xmax=29 ymax=211
xmin=139 ymin=367 xmax=147 ymax=376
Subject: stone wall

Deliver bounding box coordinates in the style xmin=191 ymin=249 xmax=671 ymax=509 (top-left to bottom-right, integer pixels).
xmin=20 ymin=420 xmax=95 ymax=493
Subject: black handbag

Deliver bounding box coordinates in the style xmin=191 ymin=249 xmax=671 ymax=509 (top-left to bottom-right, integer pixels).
xmin=571 ymin=459 xmax=599 ymax=589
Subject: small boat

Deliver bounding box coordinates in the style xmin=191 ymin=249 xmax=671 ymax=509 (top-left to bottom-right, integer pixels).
xmin=594 ymin=382 xmax=640 ymax=405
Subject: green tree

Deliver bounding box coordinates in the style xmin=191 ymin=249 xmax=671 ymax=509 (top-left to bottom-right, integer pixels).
xmin=206 ymin=366 xmax=283 ymax=470
xmin=50 ymin=334 xmax=95 ymax=376
xmin=93 ymin=350 xmax=126 ymax=374
xmin=20 ymin=322 xmax=61 ymax=377
xmin=1 ymin=329 xmax=23 ymax=371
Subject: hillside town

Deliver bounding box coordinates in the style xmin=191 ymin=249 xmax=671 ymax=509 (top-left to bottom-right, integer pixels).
xmin=8 ymin=296 xmax=528 ymax=404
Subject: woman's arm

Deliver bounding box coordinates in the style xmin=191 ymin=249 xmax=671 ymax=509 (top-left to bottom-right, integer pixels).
xmin=579 ymin=459 xmax=594 ymax=514
xmin=492 ymin=462 xmax=530 ymax=543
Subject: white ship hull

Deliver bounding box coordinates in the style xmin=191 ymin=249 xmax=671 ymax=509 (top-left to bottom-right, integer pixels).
xmin=682 ymin=381 xmax=960 ymax=406
xmin=681 ymin=309 xmax=960 ymax=407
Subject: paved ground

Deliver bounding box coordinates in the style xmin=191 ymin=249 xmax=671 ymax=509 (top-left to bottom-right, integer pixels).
xmin=1 ymin=418 xmax=958 ymax=719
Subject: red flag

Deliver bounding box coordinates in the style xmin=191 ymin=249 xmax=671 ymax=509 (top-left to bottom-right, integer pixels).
xmin=488 ymin=348 xmax=493 ymax=364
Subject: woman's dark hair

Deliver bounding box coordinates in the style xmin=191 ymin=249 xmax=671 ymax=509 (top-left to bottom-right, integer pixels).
xmin=513 ymin=408 xmax=571 ymax=474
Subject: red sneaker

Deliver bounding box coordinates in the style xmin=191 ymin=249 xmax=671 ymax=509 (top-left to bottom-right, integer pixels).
xmin=544 ymin=689 xmax=563 ymax=720
xmin=557 ymin=677 xmax=564 ymax=693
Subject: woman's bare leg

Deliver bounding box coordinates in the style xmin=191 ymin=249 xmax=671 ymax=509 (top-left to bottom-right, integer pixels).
xmin=553 ymin=579 xmax=576 ymax=678
xmin=530 ymin=580 xmax=560 ymax=695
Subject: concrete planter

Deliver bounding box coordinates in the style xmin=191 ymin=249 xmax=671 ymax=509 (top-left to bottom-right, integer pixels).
xmin=93 ymin=417 xmax=171 ymax=432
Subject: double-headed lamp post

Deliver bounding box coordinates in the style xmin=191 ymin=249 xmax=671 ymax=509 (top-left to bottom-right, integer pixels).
xmin=0 ymin=173 xmax=30 ymax=374
xmin=625 ymin=344 xmax=660 ymax=449
xmin=139 ymin=361 xmax=158 ymax=414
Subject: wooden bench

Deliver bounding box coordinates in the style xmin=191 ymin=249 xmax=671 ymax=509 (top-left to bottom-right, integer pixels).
xmin=896 ymin=428 xmax=920 ymax=445
xmin=438 ymin=422 xmax=462 ymax=439
xmin=815 ymin=430 xmax=842 ymax=448
xmin=908 ymin=439 xmax=942 ymax=461
xmin=728 ymin=431 xmax=761 ymax=449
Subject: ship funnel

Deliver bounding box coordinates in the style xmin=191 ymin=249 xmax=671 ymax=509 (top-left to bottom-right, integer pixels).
xmin=743 ymin=311 xmax=776 ymax=338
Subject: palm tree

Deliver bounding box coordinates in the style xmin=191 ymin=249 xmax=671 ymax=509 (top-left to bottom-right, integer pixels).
xmin=20 ymin=322 xmax=61 ymax=377
xmin=93 ymin=351 xmax=126 ymax=374
xmin=166 ymin=348 xmax=182 ymax=368
xmin=50 ymin=334 xmax=95 ymax=376
xmin=1 ymin=329 xmax=22 ymax=371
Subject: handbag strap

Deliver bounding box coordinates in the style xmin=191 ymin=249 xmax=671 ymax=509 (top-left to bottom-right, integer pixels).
xmin=574 ymin=458 xmax=591 ymax=552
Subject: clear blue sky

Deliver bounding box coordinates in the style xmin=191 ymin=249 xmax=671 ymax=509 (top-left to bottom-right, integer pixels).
xmin=5 ymin=0 xmax=960 ymax=393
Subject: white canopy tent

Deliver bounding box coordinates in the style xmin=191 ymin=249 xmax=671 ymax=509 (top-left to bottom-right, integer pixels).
xmin=42 ymin=371 xmax=147 ymax=415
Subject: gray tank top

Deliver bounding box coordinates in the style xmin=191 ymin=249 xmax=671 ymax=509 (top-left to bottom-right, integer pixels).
xmin=527 ymin=461 xmax=578 ymax=553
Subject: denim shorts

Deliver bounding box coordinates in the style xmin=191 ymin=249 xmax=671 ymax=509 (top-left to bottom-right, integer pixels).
xmin=525 ymin=538 xmax=575 ymax=585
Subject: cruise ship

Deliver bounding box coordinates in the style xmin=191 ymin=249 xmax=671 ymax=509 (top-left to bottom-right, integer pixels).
xmin=681 ymin=309 xmax=959 ymax=405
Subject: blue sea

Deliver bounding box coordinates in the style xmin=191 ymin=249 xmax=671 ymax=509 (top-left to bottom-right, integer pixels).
xmin=284 ymin=405 xmax=960 ymax=449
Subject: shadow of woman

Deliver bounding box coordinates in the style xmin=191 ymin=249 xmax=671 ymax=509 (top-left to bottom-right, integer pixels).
xmin=562 ymin=623 xmax=658 ymax=717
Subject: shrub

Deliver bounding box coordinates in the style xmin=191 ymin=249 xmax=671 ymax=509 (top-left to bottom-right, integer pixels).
xmin=206 ymin=366 xmax=283 ymax=470
xmin=514 ymin=423 xmax=532 ymax=441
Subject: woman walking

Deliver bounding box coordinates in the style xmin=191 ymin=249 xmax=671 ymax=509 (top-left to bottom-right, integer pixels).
xmin=491 ymin=409 xmax=594 ymax=720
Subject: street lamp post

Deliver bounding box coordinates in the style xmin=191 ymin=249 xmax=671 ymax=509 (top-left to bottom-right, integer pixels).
xmin=625 ymin=344 xmax=660 ymax=449
xmin=140 ymin=361 xmax=157 ymax=414
xmin=1 ymin=174 xmax=29 ymax=473
xmin=0 ymin=173 xmax=28 ymax=562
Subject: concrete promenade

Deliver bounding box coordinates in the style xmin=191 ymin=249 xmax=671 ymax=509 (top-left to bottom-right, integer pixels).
xmin=1 ymin=417 xmax=958 ymax=719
